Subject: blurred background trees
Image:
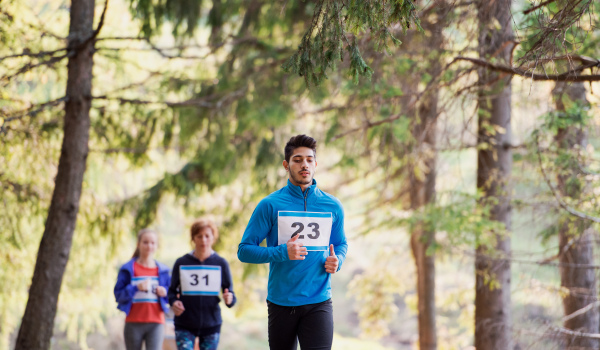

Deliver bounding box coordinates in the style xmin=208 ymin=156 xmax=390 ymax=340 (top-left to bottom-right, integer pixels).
xmin=1 ymin=0 xmax=600 ymax=349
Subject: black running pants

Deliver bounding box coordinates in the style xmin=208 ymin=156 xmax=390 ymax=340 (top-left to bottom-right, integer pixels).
xmin=267 ymin=299 xmax=334 ymax=350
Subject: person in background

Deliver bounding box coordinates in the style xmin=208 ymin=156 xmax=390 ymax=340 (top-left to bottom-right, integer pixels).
xmin=114 ymin=228 xmax=171 ymax=350
xmin=168 ymin=219 xmax=236 ymax=350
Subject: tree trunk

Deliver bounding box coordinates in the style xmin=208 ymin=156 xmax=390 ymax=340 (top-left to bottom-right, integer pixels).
xmin=474 ymin=0 xmax=513 ymax=349
xmin=553 ymin=82 xmax=598 ymax=349
xmin=15 ymin=0 xmax=95 ymax=348
xmin=408 ymin=3 xmax=448 ymax=349
xmin=409 ymin=101 xmax=438 ymax=350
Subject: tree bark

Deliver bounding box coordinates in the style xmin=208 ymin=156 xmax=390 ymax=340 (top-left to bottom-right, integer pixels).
xmin=474 ymin=1 xmax=513 ymax=349
xmin=408 ymin=3 xmax=448 ymax=349
xmin=15 ymin=0 xmax=95 ymax=348
xmin=409 ymin=99 xmax=438 ymax=350
xmin=553 ymin=82 xmax=598 ymax=349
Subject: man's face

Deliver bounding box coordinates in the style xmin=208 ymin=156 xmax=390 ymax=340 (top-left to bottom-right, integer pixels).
xmin=283 ymin=147 xmax=317 ymax=189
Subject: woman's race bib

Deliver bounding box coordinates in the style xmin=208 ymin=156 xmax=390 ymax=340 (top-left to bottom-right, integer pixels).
xmin=277 ymin=211 xmax=332 ymax=251
xmin=132 ymin=276 xmax=159 ymax=303
xmin=180 ymin=265 xmax=221 ymax=296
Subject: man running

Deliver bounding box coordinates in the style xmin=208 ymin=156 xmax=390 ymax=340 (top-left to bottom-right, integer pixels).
xmin=238 ymin=134 xmax=348 ymax=350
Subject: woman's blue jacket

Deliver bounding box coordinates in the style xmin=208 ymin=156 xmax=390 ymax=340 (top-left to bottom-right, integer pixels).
xmin=114 ymin=258 xmax=171 ymax=315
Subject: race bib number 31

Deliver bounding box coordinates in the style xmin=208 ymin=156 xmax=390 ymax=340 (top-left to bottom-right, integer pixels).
xmin=180 ymin=265 xmax=221 ymax=296
xmin=278 ymin=211 xmax=332 ymax=251
xmin=132 ymin=277 xmax=159 ymax=303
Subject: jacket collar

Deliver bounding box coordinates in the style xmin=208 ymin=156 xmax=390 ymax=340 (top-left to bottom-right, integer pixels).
xmin=125 ymin=258 xmax=169 ymax=273
xmin=286 ymin=179 xmax=317 ymax=199
xmin=187 ymin=251 xmax=215 ymax=262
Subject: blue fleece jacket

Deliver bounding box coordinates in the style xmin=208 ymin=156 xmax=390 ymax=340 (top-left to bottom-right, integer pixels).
xmin=238 ymin=179 xmax=348 ymax=306
xmin=114 ymin=258 xmax=171 ymax=315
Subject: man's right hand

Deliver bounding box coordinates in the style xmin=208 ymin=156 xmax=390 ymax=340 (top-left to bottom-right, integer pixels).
xmin=172 ymin=300 xmax=185 ymax=316
xmin=287 ymin=234 xmax=308 ymax=260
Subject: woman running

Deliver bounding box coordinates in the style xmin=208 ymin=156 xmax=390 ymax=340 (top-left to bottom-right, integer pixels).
xmin=168 ymin=218 xmax=236 ymax=350
xmin=114 ymin=228 xmax=171 ymax=350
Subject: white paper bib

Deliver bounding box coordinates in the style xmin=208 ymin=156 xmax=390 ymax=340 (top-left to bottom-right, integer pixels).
xmin=180 ymin=265 xmax=221 ymax=296
xmin=132 ymin=276 xmax=159 ymax=303
xmin=277 ymin=211 xmax=332 ymax=251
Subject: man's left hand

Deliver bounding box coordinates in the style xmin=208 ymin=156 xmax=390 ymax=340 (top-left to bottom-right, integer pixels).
xmin=324 ymin=244 xmax=338 ymax=274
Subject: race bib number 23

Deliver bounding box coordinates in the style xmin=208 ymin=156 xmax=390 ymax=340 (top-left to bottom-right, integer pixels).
xmin=278 ymin=211 xmax=332 ymax=251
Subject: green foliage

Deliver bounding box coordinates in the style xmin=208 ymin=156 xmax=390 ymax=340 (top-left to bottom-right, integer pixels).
xmin=526 ymin=88 xmax=599 ymax=245
xmin=0 ymin=3 xmax=71 ymax=344
xmin=347 ymin=248 xmax=409 ymax=339
xmin=127 ymin=0 xmax=422 ymax=86
xmin=541 ymin=100 xmax=591 ymax=133
xmin=345 ymin=0 xmax=422 ymax=57
xmin=0 ymin=106 xmax=132 ymax=349
xmin=281 ymin=0 xmax=344 ymax=86
xmin=8 ymin=0 xmax=600 ymax=347
xmin=0 ymin=0 xmax=246 ymax=344
xmin=346 ymin=43 xmax=374 ymax=84
xmin=282 ymin=0 xmax=421 ymax=86
xmin=0 ymin=3 xmax=17 ymax=48
xmin=131 ymin=0 xmax=205 ymax=38
xmin=515 ymin=0 xmax=599 ymax=62
xmin=383 ymin=85 xmax=403 ymax=98
xmin=400 ymin=191 xmax=508 ymax=251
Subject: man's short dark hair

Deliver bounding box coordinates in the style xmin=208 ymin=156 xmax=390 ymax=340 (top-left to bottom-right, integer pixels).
xmin=284 ymin=135 xmax=317 ymax=163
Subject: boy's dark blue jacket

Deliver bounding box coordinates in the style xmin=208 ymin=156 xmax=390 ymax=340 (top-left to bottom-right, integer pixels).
xmin=114 ymin=258 xmax=171 ymax=315
xmin=168 ymin=252 xmax=236 ymax=336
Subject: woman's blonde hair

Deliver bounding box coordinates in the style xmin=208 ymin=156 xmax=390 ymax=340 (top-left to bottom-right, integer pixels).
xmin=190 ymin=218 xmax=219 ymax=243
xmin=132 ymin=228 xmax=158 ymax=258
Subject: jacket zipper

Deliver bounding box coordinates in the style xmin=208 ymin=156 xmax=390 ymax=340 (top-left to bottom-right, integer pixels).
xmin=304 ymin=190 xmax=308 ymax=211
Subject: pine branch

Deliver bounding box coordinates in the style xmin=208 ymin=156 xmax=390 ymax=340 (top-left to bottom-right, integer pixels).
xmin=523 ymin=0 xmax=556 ymax=15
xmin=93 ymin=96 xmax=214 ymax=108
xmin=91 ymin=0 xmax=109 ymax=40
xmin=518 ymin=54 xmax=600 ymax=69
xmin=330 ymin=112 xmax=408 ymax=142
xmin=0 ymin=48 xmax=68 ymax=62
xmin=520 ymin=0 xmax=593 ymax=63
xmin=96 ymin=36 xmax=268 ymax=60
xmin=22 ymin=5 xmax=66 ymax=40
xmin=26 ymin=22 xmax=65 ymax=40
xmin=452 ymin=56 xmax=600 ymax=82
xmin=562 ymin=301 xmax=600 ymax=323
xmin=283 ymin=0 xmax=421 ymax=87
xmin=93 ymin=88 xmax=246 ymax=108
xmin=0 ymin=0 xmax=109 ymax=85
xmin=458 ymin=248 xmax=600 ymax=270
xmin=89 ymin=146 xmax=187 ymax=154
xmin=330 ymin=90 xmax=424 ymax=141
xmin=535 ymin=134 xmax=600 ymax=224
xmin=0 ymin=172 xmax=42 ymax=199
xmin=1 ymin=97 xmax=68 ymax=124
xmin=93 ymin=73 xmax=160 ymax=96
xmin=0 ymin=54 xmax=68 ymax=85
xmin=296 ymin=104 xmax=349 ymax=118
xmin=552 ymin=326 xmax=600 ymax=340
xmin=96 ymin=46 xmax=215 ymax=60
